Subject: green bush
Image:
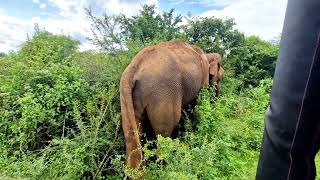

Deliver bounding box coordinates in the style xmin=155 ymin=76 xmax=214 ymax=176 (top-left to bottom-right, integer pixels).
xmin=227 ymin=36 xmax=279 ymax=88
xmin=0 ymin=6 xmax=283 ymax=179
xmin=0 ymin=31 xmax=88 ymax=154
xmin=185 ymin=17 xmax=244 ymax=56
xmin=0 ymin=31 xmax=128 ymax=179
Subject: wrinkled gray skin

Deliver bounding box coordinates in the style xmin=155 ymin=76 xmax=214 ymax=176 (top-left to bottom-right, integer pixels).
xmin=120 ymin=40 xmax=224 ymax=168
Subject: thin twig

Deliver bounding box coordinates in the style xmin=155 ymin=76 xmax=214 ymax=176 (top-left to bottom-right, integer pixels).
xmin=93 ymin=121 xmax=121 ymax=180
xmin=61 ymin=107 xmax=68 ymax=139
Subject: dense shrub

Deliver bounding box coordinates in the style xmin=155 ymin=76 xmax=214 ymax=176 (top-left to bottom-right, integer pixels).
xmin=0 ymin=31 xmax=127 ymax=179
xmin=20 ymin=31 xmax=79 ymax=64
xmin=0 ymin=5 xmax=300 ymax=180
xmin=0 ymin=29 xmax=274 ymax=179
xmin=0 ymin=31 xmax=87 ymax=153
xmin=185 ymin=17 xmax=245 ymax=56
xmin=227 ymin=36 xmax=279 ymax=88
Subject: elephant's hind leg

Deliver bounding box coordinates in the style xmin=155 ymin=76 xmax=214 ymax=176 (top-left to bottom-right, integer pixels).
xmin=146 ymin=99 xmax=182 ymax=137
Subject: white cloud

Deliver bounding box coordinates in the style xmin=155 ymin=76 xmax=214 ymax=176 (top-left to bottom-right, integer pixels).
xmin=44 ymin=0 xmax=159 ymax=50
xmin=0 ymin=0 xmax=286 ymax=53
xmin=200 ymin=0 xmax=288 ymax=40
xmin=40 ymin=3 xmax=47 ymax=8
xmin=168 ymin=0 xmax=185 ymax=5
xmin=31 ymin=16 xmax=41 ymax=22
xmin=199 ymin=0 xmax=238 ymax=6
xmin=0 ymin=0 xmax=160 ymax=53
xmin=47 ymin=0 xmax=159 ymax=17
xmin=0 ymin=13 xmax=34 ymax=53
xmin=100 ymin=0 xmax=159 ymax=15
xmin=168 ymin=0 xmax=238 ymax=7
xmin=32 ymin=0 xmax=40 ymax=4
xmin=48 ymin=0 xmax=84 ymax=18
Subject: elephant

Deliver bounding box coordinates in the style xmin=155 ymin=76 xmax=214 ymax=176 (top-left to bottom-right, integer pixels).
xmin=120 ymin=40 xmax=224 ymax=168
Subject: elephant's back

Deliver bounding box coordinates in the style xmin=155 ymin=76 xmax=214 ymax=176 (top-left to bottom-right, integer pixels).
xmin=133 ymin=47 xmax=183 ymax=100
xmin=132 ymin=43 xmax=204 ymax=106
xmin=160 ymin=42 xmax=205 ymax=104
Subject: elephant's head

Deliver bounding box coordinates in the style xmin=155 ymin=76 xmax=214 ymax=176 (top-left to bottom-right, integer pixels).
xmin=206 ymin=53 xmax=224 ymax=96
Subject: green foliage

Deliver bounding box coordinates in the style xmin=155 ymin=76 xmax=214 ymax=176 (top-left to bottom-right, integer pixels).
xmin=0 ymin=30 xmax=127 ymax=179
xmin=139 ymin=76 xmax=271 ymax=179
xmin=0 ymin=31 xmax=87 ymax=154
xmin=0 ymin=52 xmax=6 ymax=57
xmin=120 ymin=5 xmax=183 ymax=45
xmin=86 ymin=8 xmax=125 ymax=53
xmin=87 ymin=4 xmax=245 ymax=57
xmin=185 ymin=17 xmax=245 ymax=56
xmin=86 ymin=4 xmax=183 ymax=52
xmin=19 ymin=31 xmax=79 ymax=64
xmin=0 ymin=5 xmax=289 ymax=180
xmin=227 ymin=36 xmax=279 ymax=88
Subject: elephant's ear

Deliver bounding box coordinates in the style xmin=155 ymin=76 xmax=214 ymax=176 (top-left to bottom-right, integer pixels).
xmin=206 ymin=53 xmax=222 ymax=64
xmin=207 ymin=53 xmax=222 ymax=80
xmin=209 ymin=61 xmax=219 ymax=78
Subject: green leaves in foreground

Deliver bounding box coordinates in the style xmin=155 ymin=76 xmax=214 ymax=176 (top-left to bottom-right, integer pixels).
xmin=0 ymin=6 xmax=279 ymax=179
xmin=0 ymin=31 xmax=125 ymax=179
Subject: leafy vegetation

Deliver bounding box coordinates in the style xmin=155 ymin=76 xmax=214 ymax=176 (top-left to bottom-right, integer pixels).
xmin=0 ymin=4 xmax=298 ymax=180
xmin=227 ymin=36 xmax=279 ymax=88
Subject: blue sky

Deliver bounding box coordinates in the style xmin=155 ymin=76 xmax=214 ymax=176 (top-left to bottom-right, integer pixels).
xmin=0 ymin=0 xmax=287 ymax=53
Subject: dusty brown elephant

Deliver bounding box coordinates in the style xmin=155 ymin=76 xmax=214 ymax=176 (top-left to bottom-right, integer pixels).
xmin=120 ymin=40 xmax=224 ymax=168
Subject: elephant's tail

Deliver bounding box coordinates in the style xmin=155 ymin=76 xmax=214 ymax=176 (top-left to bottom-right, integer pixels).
xmin=120 ymin=66 xmax=142 ymax=168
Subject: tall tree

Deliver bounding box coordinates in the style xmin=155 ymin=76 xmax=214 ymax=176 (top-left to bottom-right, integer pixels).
xmin=86 ymin=5 xmax=183 ymax=52
xmin=19 ymin=30 xmax=79 ymax=64
xmin=228 ymin=36 xmax=279 ymax=87
xmin=185 ymin=17 xmax=244 ymax=56
xmin=86 ymin=8 xmax=125 ymax=53
xmin=0 ymin=52 xmax=6 ymax=57
xmin=120 ymin=5 xmax=182 ymax=45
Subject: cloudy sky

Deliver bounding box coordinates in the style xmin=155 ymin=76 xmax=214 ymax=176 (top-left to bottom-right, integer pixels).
xmin=0 ymin=0 xmax=287 ymax=53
